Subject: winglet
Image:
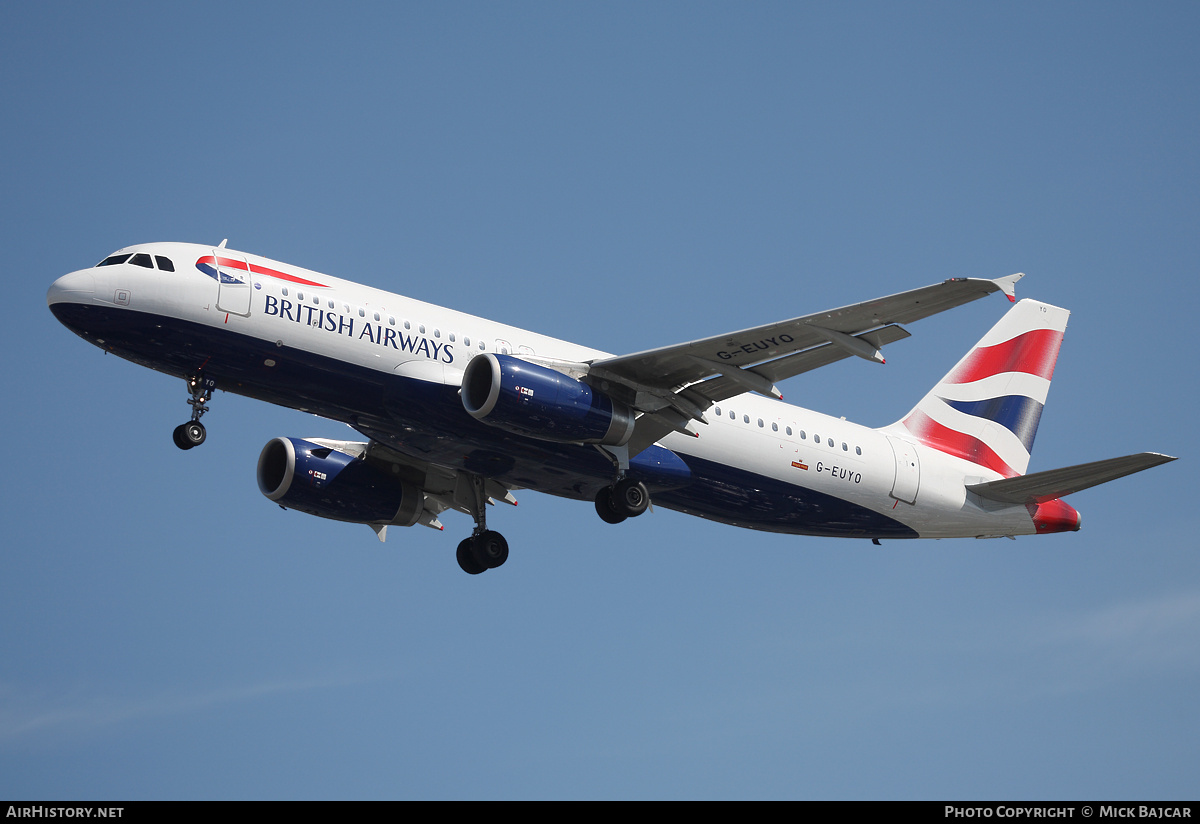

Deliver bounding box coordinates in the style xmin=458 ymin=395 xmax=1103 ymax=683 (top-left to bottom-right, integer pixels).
xmin=993 ymin=273 xmax=1024 ymax=303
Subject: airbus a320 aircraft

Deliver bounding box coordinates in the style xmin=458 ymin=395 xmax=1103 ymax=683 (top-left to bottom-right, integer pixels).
xmin=48 ymin=242 xmax=1174 ymax=574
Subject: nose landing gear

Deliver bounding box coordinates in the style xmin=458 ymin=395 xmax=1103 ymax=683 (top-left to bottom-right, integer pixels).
xmin=172 ymin=420 xmax=206 ymax=449
xmin=173 ymin=374 xmax=215 ymax=450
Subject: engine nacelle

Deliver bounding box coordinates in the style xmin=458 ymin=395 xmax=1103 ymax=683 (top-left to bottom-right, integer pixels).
xmin=256 ymin=437 xmax=423 ymax=526
xmin=461 ymin=353 xmax=635 ymax=446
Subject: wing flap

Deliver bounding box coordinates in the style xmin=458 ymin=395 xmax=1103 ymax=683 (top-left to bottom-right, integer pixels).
xmin=687 ymin=325 xmax=912 ymax=404
xmin=967 ymin=452 xmax=1177 ymax=504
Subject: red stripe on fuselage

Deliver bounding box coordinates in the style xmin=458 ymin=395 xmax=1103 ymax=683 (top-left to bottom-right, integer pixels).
xmin=946 ymin=329 xmax=1063 ymax=384
xmin=196 ymin=255 xmax=327 ymax=288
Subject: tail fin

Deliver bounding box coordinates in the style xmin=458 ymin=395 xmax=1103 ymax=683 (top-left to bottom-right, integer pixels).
xmin=894 ymin=299 xmax=1070 ymax=477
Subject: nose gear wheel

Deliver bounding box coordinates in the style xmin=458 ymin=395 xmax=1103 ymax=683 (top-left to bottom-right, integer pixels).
xmin=174 ymin=373 xmax=215 ymax=450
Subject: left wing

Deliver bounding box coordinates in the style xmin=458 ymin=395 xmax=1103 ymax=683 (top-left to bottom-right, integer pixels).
xmin=307 ymin=436 xmax=519 ymax=541
xmin=586 ymin=275 xmax=1021 ymax=449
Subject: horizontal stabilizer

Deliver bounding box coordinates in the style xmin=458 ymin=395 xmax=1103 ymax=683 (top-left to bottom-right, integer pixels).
xmin=967 ymin=452 xmax=1176 ymax=504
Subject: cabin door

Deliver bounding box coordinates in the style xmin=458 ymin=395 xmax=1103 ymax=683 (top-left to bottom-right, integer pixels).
xmin=886 ymin=436 xmax=921 ymax=504
xmin=214 ymin=250 xmax=252 ymax=317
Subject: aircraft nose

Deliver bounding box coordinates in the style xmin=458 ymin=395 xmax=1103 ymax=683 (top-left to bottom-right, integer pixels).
xmin=47 ymin=269 xmax=95 ymax=306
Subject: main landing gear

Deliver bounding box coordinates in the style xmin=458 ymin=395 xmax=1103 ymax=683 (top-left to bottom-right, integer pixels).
xmin=173 ymin=373 xmax=215 ymax=450
xmin=456 ymin=474 xmax=509 ymax=575
xmin=594 ymin=477 xmax=650 ymax=525
xmin=456 ymin=530 xmax=509 ymax=575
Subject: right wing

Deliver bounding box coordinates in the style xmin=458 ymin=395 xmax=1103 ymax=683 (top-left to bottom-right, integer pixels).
xmin=585 ymin=274 xmax=1022 ymax=449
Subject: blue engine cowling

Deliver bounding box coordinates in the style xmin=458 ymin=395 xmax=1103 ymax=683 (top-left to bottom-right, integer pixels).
xmin=256 ymin=437 xmax=422 ymax=526
xmin=461 ymin=353 xmax=635 ymax=446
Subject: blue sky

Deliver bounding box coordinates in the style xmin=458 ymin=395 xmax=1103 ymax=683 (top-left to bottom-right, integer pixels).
xmin=2 ymin=1 xmax=1196 ymax=799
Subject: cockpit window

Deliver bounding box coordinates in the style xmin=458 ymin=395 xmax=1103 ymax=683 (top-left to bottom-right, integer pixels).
xmin=155 ymin=256 xmax=175 ymax=272
xmin=130 ymin=253 xmax=153 ymax=268
xmin=97 ymin=254 xmax=131 ymax=267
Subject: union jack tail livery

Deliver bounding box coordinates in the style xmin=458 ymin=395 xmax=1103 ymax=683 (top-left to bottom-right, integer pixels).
xmin=898 ymin=299 xmax=1070 ymax=478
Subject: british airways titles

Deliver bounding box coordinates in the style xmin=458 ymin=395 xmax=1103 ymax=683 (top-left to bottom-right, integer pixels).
xmin=262 ymin=295 xmax=455 ymax=363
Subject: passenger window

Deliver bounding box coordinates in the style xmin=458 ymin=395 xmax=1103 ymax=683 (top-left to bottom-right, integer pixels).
xmin=298 ymin=292 xmax=304 ymax=301
xmin=97 ymin=254 xmax=131 ymax=267
xmin=842 ymin=443 xmax=848 ymax=451
xmin=282 ymin=288 xmax=289 ymax=297
xmin=714 ymin=407 xmax=721 ymax=416
xmin=389 ymin=317 xmax=395 ymax=326
xmin=728 ymin=410 xmax=735 ymax=420
xmin=800 ymin=430 xmax=806 ymax=439
xmin=771 ymin=422 xmax=778 ymax=432
xmin=743 ymin=415 xmax=750 ymax=424
xmin=827 ymin=438 xmax=834 ymax=447
xmin=813 ymin=434 xmax=820 ymax=443
xmin=404 ymin=321 xmax=411 ymax=330
xmin=313 ymin=296 xmax=319 ymax=305
xmin=329 ymin=300 xmax=335 ymax=309
xmin=420 ymin=325 xmax=426 ymax=334
xmin=449 ymin=333 xmax=455 ymax=342
xmin=786 ymin=426 xmax=793 ymax=436
xmin=373 ymin=312 xmax=380 ymax=321
xmin=131 ymin=253 xmax=153 ymax=268
xmin=434 ymin=329 xmax=440 ymax=338
xmin=154 ymin=256 xmax=175 ymax=272
xmin=757 ymin=419 xmax=764 ymax=428
xmin=358 ymin=308 xmax=365 ymax=318
xmin=856 ymin=446 xmax=862 ymax=456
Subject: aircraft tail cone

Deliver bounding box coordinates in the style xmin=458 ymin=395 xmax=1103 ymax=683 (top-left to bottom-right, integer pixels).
xmin=1027 ymin=498 xmax=1082 ymax=534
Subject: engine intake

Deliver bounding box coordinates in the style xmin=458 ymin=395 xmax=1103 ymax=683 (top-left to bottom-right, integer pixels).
xmin=461 ymin=354 xmax=634 ymax=446
xmin=256 ymin=437 xmax=422 ymax=526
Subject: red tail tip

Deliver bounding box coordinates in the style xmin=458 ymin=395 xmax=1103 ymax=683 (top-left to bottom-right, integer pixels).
xmin=1028 ymin=499 xmax=1082 ymax=534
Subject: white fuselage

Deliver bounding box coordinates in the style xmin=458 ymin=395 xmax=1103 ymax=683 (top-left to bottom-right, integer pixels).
xmin=48 ymin=241 xmax=1043 ymax=540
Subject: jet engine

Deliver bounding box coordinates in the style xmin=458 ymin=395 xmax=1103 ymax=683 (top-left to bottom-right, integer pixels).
xmin=256 ymin=437 xmax=423 ymax=527
xmin=461 ymin=353 xmax=635 ymax=446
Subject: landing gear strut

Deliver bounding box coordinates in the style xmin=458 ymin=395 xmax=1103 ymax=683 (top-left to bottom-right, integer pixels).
xmin=173 ymin=373 xmax=215 ymax=450
xmin=456 ymin=474 xmax=509 ymax=575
